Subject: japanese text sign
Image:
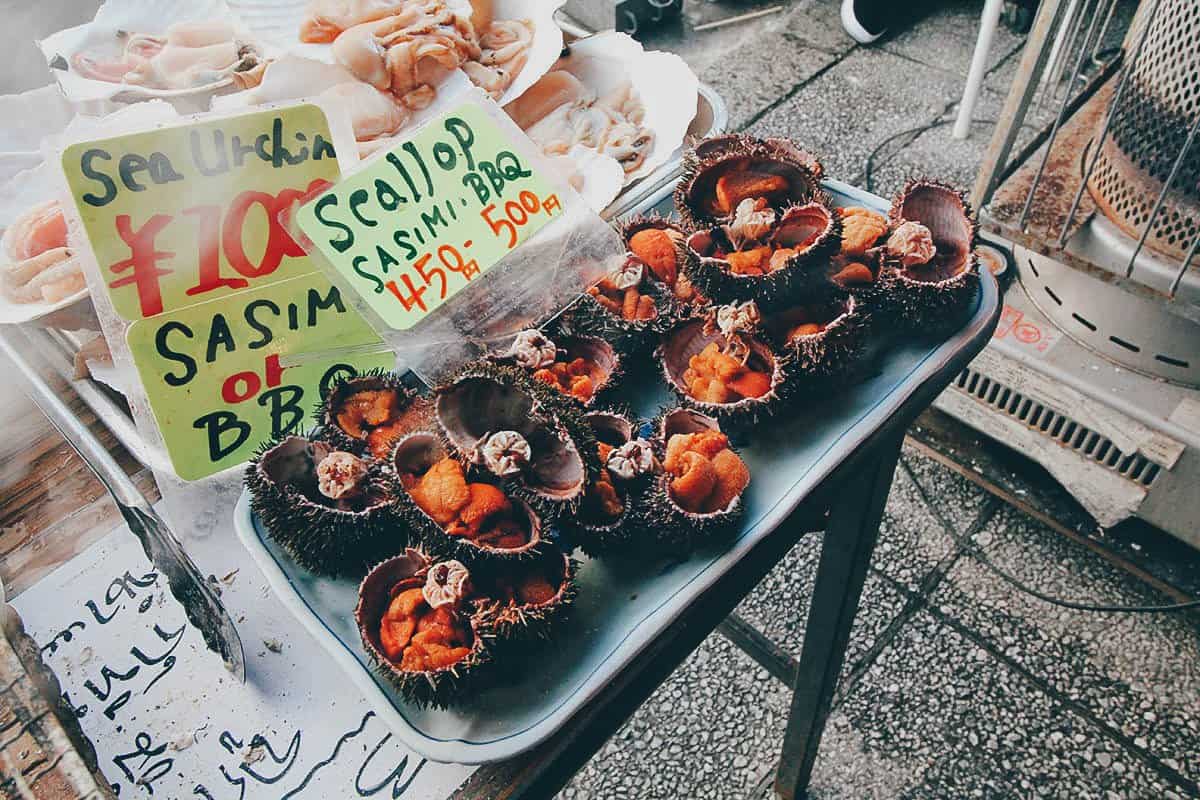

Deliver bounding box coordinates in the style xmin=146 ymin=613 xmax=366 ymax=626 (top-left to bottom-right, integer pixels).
xmin=61 ymin=104 xmax=391 ymax=480
xmin=295 ymin=100 xmax=564 ymax=330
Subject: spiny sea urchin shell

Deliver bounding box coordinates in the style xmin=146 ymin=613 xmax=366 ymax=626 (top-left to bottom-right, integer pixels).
xmin=884 ymin=178 xmax=980 ymax=334
xmin=643 ymin=408 xmax=749 ymax=554
xmin=390 ymin=430 xmax=545 ymax=565
xmin=246 ymin=434 xmax=405 ymax=576
xmin=470 ymin=543 xmax=577 ymax=643
xmin=658 ymin=314 xmax=789 ymax=429
xmin=564 ymin=254 xmax=678 ymax=353
xmin=434 ymin=360 xmax=599 ymax=517
xmin=766 ymin=294 xmax=870 ymax=379
xmin=500 ymin=328 xmax=624 ymax=408
xmin=319 ymin=370 xmax=429 ymax=460
xmin=675 ymin=134 xmax=824 ymax=229
xmin=564 ymin=409 xmax=658 ymax=557
xmin=683 ymin=200 xmax=842 ymax=309
xmin=355 ymin=548 xmax=493 ymax=708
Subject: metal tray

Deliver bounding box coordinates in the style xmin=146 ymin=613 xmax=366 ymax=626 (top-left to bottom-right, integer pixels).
xmin=233 ymin=182 xmax=1003 ymax=764
xmin=35 ymin=81 xmax=728 ymax=473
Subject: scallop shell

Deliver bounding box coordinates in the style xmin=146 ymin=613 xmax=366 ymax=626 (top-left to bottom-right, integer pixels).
xmin=38 ymin=0 xmax=268 ymax=105
xmin=658 ymin=317 xmax=788 ymax=428
xmin=885 ymin=178 xmax=980 ymax=332
xmin=676 ymin=134 xmax=824 ymax=229
xmin=355 ymin=547 xmax=494 ymax=708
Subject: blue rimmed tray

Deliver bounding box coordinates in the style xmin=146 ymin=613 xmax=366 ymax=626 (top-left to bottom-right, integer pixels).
xmin=234 ymin=182 xmax=1001 ymax=764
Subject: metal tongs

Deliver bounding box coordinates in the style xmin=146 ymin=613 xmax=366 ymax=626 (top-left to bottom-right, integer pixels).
xmin=0 ymin=328 xmax=246 ymax=681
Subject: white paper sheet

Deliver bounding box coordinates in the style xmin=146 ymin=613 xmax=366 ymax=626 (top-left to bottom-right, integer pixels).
xmin=12 ymin=521 xmax=476 ymax=798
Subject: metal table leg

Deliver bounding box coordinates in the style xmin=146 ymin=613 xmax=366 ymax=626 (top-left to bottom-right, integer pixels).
xmin=773 ymin=433 xmax=904 ymax=799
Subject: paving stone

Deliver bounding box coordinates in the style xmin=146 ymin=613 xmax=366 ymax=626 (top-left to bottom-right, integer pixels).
xmin=799 ymin=611 xmax=1188 ymax=799
xmin=733 ymin=533 xmax=911 ymax=686
xmin=932 ymin=504 xmax=1200 ymax=789
xmin=559 ymin=633 xmax=793 ymax=800
xmin=747 ymin=46 xmax=963 ymax=184
xmin=871 ymin=456 xmax=962 ymax=595
xmin=899 ymin=442 xmax=993 ymax=537
xmin=877 ymin=0 xmax=1025 ymax=78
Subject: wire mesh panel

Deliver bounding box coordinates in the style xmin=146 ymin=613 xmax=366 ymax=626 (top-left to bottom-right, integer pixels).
xmin=1088 ymin=0 xmax=1200 ymax=261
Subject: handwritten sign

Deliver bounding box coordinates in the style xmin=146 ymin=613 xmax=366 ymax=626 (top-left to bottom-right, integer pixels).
xmin=13 ymin=525 xmax=474 ymax=798
xmin=61 ymin=105 xmax=392 ymax=480
xmin=296 ymin=101 xmax=563 ymax=330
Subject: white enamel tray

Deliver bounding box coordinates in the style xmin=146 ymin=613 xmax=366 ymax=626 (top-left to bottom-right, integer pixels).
xmin=235 ymin=181 xmax=1001 ymax=764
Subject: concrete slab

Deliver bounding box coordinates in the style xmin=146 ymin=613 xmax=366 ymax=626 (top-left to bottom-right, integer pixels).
xmin=801 ymin=611 xmax=1187 ymax=799
xmin=900 ymin=443 xmax=993 ymax=537
xmin=559 ymin=633 xmax=793 ymax=800
xmin=877 ymin=0 xmax=1025 ymax=79
xmin=746 ymin=46 xmax=963 ymax=184
xmin=932 ymin=504 xmax=1200 ymax=791
xmin=872 ymin=455 xmax=963 ymax=594
xmin=733 ymin=533 xmax=911 ymax=685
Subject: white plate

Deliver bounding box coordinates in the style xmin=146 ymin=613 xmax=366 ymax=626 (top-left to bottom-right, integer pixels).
xmin=234 ymin=182 xmax=1002 ymax=765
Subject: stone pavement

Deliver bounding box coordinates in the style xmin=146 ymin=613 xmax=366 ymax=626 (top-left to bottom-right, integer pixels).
xmin=562 ymin=2 xmax=1200 ymax=798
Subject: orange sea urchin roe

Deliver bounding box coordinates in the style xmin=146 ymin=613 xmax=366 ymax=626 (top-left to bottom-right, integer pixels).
xmin=378 ymin=589 xmax=473 ymax=672
xmin=681 ymin=342 xmax=772 ymax=403
xmin=336 ymin=388 xmax=401 ymax=440
xmin=664 ymin=432 xmax=750 ymax=513
xmin=532 ymin=357 xmax=600 ymax=402
xmin=628 ymin=228 xmax=681 ymax=286
xmin=588 ymin=276 xmax=656 ymax=322
xmin=714 ymin=171 xmax=790 ymax=216
xmin=838 ymin=207 xmax=888 ymax=256
xmin=408 ymin=458 xmax=530 ymax=549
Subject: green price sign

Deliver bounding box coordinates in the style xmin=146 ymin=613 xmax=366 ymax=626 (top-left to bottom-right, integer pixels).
xmin=61 ymin=104 xmax=392 ymax=480
xmin=295 ymin=101 xmax=564 ymax=330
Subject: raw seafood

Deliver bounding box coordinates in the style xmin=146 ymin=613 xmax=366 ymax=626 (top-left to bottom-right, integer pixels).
xmin=316 ymin=80 xmax=409 ymax=141
xmin=300 ymin=0 xmax=413 ymax=42
xmin=462 ymin=19 xmax=532 ymax=100
xmin=516 ymin=73 xmax=654 ymax=174
xmin=71 ymin=19 xmax=265 ymax=91
xmin=664 ymin=430 xmax=749 ymax=514
xmin=330 ymin=1 xmax=480 ymax=108
xmin=1 ymin=201 xmax=85 ymax=305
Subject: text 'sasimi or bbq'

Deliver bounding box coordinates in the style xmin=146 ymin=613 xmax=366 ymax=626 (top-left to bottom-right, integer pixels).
xmin=296 ymin=101 xmax=563 ymax=330
xmin=61 ymin=104 xmax=391 ymax=480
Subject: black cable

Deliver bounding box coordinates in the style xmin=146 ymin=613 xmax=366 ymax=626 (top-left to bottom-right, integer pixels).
xmin=898 ymin=460 xmax=1200 ymax=613
xmin=863 ymin=117 xmax=999 ymax=194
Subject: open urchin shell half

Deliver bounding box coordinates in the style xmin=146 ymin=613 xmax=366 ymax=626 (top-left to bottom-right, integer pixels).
xmin=246 ymin=434 xmax=404 ymax=577
xmin=683 ymin=200 xmax=842 ymax=309
xmin=565 ymin=254 xmax=677 ymax=353
xmin=884 ymin=178 xmax=980 ymax=334
xmin=565 ymin=409 xmax=658 ymax=556
xmin=643 ymin=408 xmax=749 ymax=554
xmin=658 ymin=316 xmax=788 ymax=429
xmin=675 ymin=134 xmax=824 ymax=229
xmin=470 ymin=542 xmax=577 ymax=644
xmin=766 ymin=293 xmax=870 ymax=379
xmin=435 ymin=361 xmax=599 ymax=517
xmin=617 ymin=212 xmax=708 ymax=308
xmin=355 ymin=548 xmax=493 ymax=709
xmin=391 ymin=430 xmax=545 ymax=565
xmin=319 ymin=370 xmax=429 ymax=460
xmin=502 ymin=328 xmax=624 ymax=408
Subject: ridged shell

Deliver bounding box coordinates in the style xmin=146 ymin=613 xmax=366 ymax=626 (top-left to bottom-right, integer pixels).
xmin=885 ymin=178 xmax=980 ymax=333
xmin=657 ymin=318 xmax=789 ymax=429
xmin=389 ymin=430 xmax=545 ymax=565
xmin=245 ymin=434 xmax=405 ymax=577
xmin=683 ymin=201 xmax=842 ymax=309
xmin=643 ymin=408 xmax=747 ymax=554
xmin=355 ymin=548 xmax=494 ymax=709
xmin=434 ymin=361 xmax=599 ymax=516
xmin=675 ymin=134 xmax=824 ymax=229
